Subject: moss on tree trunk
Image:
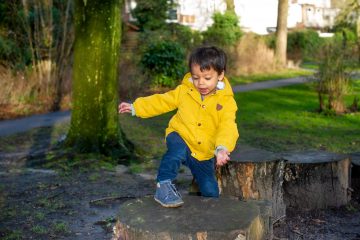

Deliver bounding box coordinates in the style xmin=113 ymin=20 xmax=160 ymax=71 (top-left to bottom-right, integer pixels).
xmin=66 ymin=0 xmax=132 ymax=158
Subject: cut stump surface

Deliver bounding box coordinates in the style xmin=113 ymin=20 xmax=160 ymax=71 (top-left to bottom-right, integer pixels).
xmin=113 ymin=195 xmax=272 ymax=240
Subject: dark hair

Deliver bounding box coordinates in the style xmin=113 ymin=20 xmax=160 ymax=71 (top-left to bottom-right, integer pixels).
xmin=188 ymin=46 xmax=227 ymax=75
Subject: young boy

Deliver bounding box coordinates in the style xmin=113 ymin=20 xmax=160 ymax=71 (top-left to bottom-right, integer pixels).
xmin=118 ymin=46 xmax=239 ymax=207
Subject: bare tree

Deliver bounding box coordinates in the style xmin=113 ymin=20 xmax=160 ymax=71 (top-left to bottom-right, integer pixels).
xmin=225 ymin=0 xmax=235 ymax=12
xmin=275 ymin=0 xmax=288 ymax=67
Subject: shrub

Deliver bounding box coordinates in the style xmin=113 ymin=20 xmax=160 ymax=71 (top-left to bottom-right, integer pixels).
xmin=231 ymin=33 xmax=278 ymax=75
xmin=140 ymin=41 xmax=186 ymax=87
xmin=166 ymin=23 xmax=202 ymax=51
xmin=131 ymin=0 xmax=170 ymax=31
xmin=315 ymin=42 xmax=353 ymax=114
xmin=138 ymin=24 xmax=202 ymax=54
xmin=202 ymin=11 xmax=242 ymax=47
xmin=287 ymin=29 xmax=325 ymax=62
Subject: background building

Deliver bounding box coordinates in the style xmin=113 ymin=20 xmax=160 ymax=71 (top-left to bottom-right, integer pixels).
xmin=124 ymin=0 xmax=340 ymax=34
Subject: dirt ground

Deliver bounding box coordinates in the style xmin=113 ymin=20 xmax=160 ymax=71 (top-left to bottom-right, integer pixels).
xmin=1 ymin=148 xmax=360 ymax=239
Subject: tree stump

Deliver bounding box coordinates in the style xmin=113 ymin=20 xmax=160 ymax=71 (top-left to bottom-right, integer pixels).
xmin=217 ymin=145 xmax=285 ymax=222
xmin=112 ymin=195 xmax=272 ymax=240
xmin=282 ymin=150 xmax=351 ymax=210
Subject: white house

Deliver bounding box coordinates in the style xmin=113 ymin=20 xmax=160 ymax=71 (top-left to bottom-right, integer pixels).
xmin=124 ymin=0 xmax=340 ymax=34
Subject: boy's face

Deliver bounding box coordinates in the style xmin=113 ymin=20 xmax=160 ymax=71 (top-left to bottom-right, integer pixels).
xmin=191 ymin=64 xmax=224 ymax=97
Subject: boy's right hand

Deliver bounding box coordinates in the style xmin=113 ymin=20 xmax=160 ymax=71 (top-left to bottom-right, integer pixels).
xmin=118 ymin=102 xmax=132 ymax=114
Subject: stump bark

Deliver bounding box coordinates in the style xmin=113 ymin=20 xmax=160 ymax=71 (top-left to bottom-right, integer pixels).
xmin=217 ymin=145 xmax=285 ymax=222
xmin=282 ymin=150 xmax=351 ymax=210
xmin=113 ymin=195 xmax=272 ymax=240
xmin=350 ymin=152 xmax=360 ymax=196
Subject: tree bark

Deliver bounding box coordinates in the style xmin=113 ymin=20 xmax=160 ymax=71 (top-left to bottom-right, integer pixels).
xmin=66 ymin=0 xmax=132 ymax=157
xmin=216 ymin=145 xmax=286 ymax=222
xmin=282 ymin=151 xmax=351 ymax=209
xmin=275 ymin=0 xmax=288 ymax=67
xmin=225 ymin=0 xmax=235 ymax=12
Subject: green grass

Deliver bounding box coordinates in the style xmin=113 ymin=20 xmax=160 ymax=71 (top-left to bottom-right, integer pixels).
xmin=31 ymin=225 xmax=48 ymax=235
xmin=52 ymin=221 xmax=69 ymax=234
xmin=119 ymin=112 xmax=173 ymax=159
xmin=120 ymin=80 xmax=360 ymax=156
xmin=235 ymin=81 xmax=360 ymax=153
xmin=230 ymin=68 xmax=314 ymax=85
xmin=300 ymin=62 xmax=319 ymax=70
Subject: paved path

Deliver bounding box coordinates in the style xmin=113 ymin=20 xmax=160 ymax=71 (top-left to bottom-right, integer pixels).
xmin=0 ymin=110 xmax=71 ymax=137
xmin=0 ymin=76 xmax=312 ymax=137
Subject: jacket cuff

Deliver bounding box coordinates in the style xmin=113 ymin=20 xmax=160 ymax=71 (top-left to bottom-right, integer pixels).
xmin=214 ymin=145 xmax=228 ymax=156
xmin=130 ymin=104 xmax=136 ymax=116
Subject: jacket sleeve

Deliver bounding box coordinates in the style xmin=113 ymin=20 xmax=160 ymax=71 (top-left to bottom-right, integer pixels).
xmin=215 ymin=97 xmax=239 ymax=152
xmin=133 ymin=85 xmax=182 ymax=118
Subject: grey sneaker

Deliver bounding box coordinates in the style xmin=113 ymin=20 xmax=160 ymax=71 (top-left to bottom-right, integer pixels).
xmin=154 ymin=180 xmax=184 ymax=208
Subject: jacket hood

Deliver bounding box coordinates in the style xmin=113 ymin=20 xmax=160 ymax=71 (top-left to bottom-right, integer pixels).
xmin=181 ymin=72 xmax=234 ymax=96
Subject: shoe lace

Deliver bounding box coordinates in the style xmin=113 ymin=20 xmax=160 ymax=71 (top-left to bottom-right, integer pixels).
xmin=165 ymin=182 xmax=182 ymax=200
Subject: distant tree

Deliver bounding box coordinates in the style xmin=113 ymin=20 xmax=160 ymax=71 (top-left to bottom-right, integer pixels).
xmin=131 ymin=0 xmax=172 ymax=30
xmin=202 ymin=11 xmax=242 ymax=47
xmin=275 ymin=0 xmax=288 ymax=67
xmin=66 ymin=0 xmax=132 ymax=158
xmin=335 ymin=0 xmax=360 ymax=61
xmin=225 ymin=0 xmax=235 ymax=12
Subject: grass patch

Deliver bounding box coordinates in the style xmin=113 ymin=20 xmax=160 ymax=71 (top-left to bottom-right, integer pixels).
xmin=236 ymin=81 xmax=360 ymax=153
xmin=31 ymin=225 xmax=48 ymax=235
xmin=300 ymin=62 xmax=319 ymax=70
xmin=119 ymin=112 xmax=173 ymax=159
xmin=52 ymin=221 xmax=69 ymax=234
xmin=2 ymin=230 xmax=23 ymax=240
xmin=230 ymin=68 xmax=314 ymax=85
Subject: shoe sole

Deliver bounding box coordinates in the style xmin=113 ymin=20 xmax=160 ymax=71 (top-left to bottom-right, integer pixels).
xmin=154 ymin=197 xmax=184 ymax=208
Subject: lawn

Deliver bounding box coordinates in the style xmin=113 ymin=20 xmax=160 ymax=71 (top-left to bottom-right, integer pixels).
xmin=235 ymin=80 xmax=360 ymax=153
xmin=120 ymin=80 xmax=360 ymax=158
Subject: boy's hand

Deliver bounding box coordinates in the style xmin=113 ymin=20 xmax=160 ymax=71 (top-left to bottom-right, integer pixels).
xmin=216 ymin=149 xmax=230 ymax=166
xmin=118 ymin=102 xmax=132 ymax=114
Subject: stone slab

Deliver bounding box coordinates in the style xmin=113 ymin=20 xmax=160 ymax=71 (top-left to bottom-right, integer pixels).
xmin=113 ymin=195 xmax=272 ymax=240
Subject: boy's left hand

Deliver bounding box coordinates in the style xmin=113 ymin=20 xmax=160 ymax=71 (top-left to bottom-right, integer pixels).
xmin=216 ymin=149 xmax=230 ymax=166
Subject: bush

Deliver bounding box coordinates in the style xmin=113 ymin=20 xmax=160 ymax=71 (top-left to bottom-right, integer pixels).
xmin=166 ymin=23 xmax=202 ymax=51
xmin=287 ymin=29 xmax=325 ymax=62
xmin=315 ymin=42 xmax=353 ymax=114
xmin=138 ymin=24 xmax=202 ymax=54
xmin=131 ymin=0 xmax=170 ymax=31
xmin=202 ymin=11 xmax=242 ymax=47
xmin=140 ymin=41 xmax=186 ymax=87
xmin=231 ymin=33 xmax=278 ymax=75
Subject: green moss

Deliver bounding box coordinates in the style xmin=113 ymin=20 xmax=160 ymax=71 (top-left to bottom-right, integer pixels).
xmin=66 ymin=0 xmax=132 ymax=158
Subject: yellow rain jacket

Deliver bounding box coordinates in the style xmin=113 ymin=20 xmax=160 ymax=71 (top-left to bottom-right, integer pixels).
xmin=133 ymin=72 xmax=239 ymax=161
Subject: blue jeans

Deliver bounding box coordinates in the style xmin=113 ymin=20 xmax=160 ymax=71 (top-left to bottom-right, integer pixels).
xmin=157 ymin=132 xmax=219 ymax=197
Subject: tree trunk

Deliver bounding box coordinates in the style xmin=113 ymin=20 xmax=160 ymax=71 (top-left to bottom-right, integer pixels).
xmin=275 ymin=0 xmax=288 ymax=67
xmin=66 ymin=0 xmax=132 ymax=158
xmin=225 ymin=0 xmax=235 ymax=12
